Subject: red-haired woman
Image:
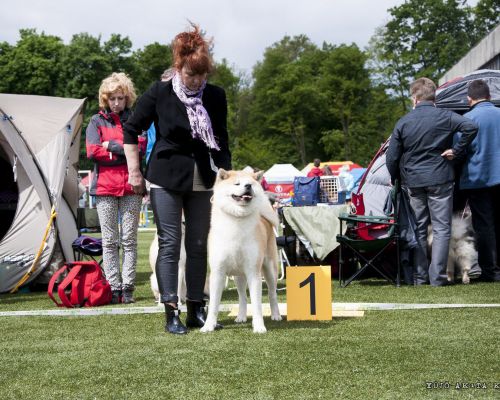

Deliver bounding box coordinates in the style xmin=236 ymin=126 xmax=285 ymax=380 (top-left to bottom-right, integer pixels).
xmin=123 ymin=24 xmax=231 ymax=334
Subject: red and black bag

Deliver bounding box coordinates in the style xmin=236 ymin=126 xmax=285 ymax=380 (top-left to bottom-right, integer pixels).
xmin=48 ymin=261 xmax=112 ymax=307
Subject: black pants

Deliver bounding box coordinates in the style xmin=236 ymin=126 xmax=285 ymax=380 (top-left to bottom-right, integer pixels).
xmin=150 ymin=187 xmax=212 ymax=303
xmin=463 ymin=184 xmax=500 ymax=278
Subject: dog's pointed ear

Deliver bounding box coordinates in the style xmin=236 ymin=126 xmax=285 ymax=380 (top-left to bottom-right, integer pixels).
xmin=217 ymin=169 xmax=230 ymax=181
xmin=253 ymin=170 xmax=265 ymax=182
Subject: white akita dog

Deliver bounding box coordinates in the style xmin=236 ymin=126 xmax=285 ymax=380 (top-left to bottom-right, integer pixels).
xmin=427 ymin=213 xmax=479 ymax=284
xmin=201 ymin=169 xmax=282 ymax=333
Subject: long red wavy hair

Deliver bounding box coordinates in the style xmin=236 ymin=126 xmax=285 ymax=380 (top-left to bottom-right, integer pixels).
xmin=172 ymin=23 xmax=213 ymax=75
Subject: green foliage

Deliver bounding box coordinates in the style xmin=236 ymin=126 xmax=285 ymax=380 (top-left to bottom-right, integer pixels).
xmin=131 ymin=42 xmax=172 ymax=93
xmin=0 ymin=29 xmax=64 ymax=95
xmin=56 ymin=33 xmax=110 ymax=107
xmin=102 ymin=34 xmax=136 ymax=76
xmin=368 ymin=0 xmax=499 ymax=111
xmin=319 ymin=44 xmax=371 ymax=161
xmin=244 ymin=37 xmax=400 ymax=168
xmin=473 ymin=0 xmax=500 ymax=37
xmin=248 ymin=36 xmax=328 ymax=167
xmin=209 ymin=59 xmax=245 ymax=150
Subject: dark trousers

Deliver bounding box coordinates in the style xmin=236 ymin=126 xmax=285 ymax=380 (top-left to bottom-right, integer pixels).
xmin=463 ymin=184 xmax=500 ymax=278
xmin=150 ymin=187 xmax=212 ymax=303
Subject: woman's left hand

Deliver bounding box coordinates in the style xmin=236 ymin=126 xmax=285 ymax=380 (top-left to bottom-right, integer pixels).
xmin=128 ymin=169 xmax=146 ymax=195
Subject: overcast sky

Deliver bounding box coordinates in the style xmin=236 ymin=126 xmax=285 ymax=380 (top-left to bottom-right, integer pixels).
xmin=2 ymin=0 xmax=409 ymax=74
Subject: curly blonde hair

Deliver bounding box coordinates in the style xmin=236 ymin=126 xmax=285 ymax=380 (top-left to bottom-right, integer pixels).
xmin=98 ymin=72 xmax=137 ymax=109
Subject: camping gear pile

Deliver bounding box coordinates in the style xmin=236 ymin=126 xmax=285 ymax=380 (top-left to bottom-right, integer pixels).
xmin=263 ymin=162 xmax=366 ymax=206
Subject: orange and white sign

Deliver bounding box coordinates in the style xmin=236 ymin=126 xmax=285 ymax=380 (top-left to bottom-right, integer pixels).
xmin=286 ymin=266 xmax=332 ymax=320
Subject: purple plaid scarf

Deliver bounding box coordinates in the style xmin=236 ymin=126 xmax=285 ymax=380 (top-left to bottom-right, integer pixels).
xmin=172 ymin=72 xmax=220 ymax=150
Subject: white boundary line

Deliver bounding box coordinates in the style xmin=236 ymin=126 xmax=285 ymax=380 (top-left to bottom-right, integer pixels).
xmin=0 ymin=302 xmax=499 ymax=317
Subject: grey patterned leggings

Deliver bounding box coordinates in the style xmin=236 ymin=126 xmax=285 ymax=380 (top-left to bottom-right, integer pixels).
xmin=96 ymin=195 xmax=142 ymax=291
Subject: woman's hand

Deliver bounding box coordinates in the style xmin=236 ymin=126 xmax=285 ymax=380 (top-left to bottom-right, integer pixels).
xmin=128 ymin=169 xmax=146 ymax=195
xmin=124 ymin=143 xmax=146 ymax=195
xmin=102 ymin=141 xmax=109 ymax=150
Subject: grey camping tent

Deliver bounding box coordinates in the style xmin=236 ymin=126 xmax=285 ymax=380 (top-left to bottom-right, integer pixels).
xmin=0 ymin=94 xmax=86 ymax=293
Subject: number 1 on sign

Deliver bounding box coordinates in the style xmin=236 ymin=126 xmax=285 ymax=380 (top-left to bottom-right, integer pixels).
xmin=299 ymin=273 xmax=316 ymax=315
xmin=286 ymin=266 xmax=332 ymax=321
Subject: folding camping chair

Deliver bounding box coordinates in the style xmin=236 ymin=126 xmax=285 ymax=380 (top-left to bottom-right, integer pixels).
xmin=336 ymin=183 xmax=401 ymax=287
xmin=72 ymin=208 xmax=103 ymax=265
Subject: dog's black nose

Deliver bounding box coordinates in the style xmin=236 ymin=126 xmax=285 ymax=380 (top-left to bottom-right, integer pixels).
xmin=244 ymin=183 xmax=251 ymax=190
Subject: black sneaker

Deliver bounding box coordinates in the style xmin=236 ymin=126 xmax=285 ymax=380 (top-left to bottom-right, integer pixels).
xmin=122 ymin=289 xmax=135 ymax=304
xmin=111 ymin=290 xmax=121 ymax=304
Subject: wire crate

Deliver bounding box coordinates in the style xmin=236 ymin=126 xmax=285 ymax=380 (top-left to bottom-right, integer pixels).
xmin=319 ymin=176 xmax=340 ymax=203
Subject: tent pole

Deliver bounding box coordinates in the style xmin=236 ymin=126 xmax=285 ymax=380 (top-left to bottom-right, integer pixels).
xmin=10 ymin=205 xmax=57 ymax=293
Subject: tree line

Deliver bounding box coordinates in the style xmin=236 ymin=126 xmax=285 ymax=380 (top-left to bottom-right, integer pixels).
xmin=0 ymin=0 xmax=498 ymax=170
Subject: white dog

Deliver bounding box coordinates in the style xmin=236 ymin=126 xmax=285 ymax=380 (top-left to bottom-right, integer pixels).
xmin=201 ymin=169 xmax=282 ymax=333
xmin=428 ymin=213 xmax=479 ymax=284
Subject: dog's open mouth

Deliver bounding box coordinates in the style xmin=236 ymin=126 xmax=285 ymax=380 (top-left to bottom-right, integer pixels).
xmin=232 ymin=193 xmax=253 ymax=203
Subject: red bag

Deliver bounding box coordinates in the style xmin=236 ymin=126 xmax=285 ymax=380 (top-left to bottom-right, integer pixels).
xmin=48 ymin=261 xmax=112 ymax=307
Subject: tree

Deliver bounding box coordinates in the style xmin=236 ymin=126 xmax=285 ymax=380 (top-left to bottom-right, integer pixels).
xmin=248 ymin=35 xmax=327 ymax=167
xmin=0 ymin=29 xmax=64 ymax=95
xmin=368 ymin=0 xmax=475 ymax=110
xmin=208 ymin=59 xmax=245 ymax=156
xmin=56 ymin=33 xmax=111 ymax=111
xmin=319 ymin=44 xmax=371 ymax=161
xmin=103 ymin=34 xmax=136 ymax=77
xmin=132 ymin=42 xmax=172 ymax=93
xmin=473 ymin=0 xmax=500 ymax=38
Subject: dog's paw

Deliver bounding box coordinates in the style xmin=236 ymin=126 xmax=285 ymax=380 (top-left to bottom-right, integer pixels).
xmin=271 ymin=314 xmax=282 ymax=321
xmin=200 ymin=324 xmax=215 ymax=333
xmin=234 ymin=315 xmax=247 ymax=323
xmin=462 ymin=275 xmax=470 ymax=284
xmin=253 ymin=325 xmax=267 ymax=334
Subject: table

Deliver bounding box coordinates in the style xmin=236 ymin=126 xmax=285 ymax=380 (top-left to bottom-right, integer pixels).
xmin=283 ymin=204 xmax=350 ymax=260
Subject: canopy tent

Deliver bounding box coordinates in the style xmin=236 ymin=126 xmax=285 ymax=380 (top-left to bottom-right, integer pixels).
xmin=0 ymin=94 xmax=86 ymax=293
xmin=436 ymin=69 xmax=500 ymax=112
xmin=301 ymin=160 xmax=362 ymax=175
xmin=263 ymin=163 xmax=304 ymax=200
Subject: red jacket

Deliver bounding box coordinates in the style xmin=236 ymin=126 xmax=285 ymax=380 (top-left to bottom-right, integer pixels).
xmin=86 ymin=109 xmax=145 ymax=196
xmin=307 ymin=167 xmax=324 ymax=177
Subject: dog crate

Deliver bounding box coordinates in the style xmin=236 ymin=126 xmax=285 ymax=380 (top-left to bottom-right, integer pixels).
xmin=319 ymin=176 xmax=341 ymax=204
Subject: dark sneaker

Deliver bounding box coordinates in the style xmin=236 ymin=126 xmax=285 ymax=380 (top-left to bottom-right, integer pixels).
xmin=111 ymin=290 xmax=121 ymax=304
xmin=122 ymin=289 xmax=135 ymax=304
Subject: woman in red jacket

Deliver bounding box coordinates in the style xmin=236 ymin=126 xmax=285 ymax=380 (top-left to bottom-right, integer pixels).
xmin=86 ymin=72 xmax=145 ymax=304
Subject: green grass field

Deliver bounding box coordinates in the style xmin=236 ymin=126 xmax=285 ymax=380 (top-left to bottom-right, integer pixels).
xmin=1 ymin=230 xmax=499 ymax=399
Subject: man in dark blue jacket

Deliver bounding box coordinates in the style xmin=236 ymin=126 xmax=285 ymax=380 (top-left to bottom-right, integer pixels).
xmin=386 ymin=77 xmax=478 ymax=286
xmin=458 ymin=80 xmax=500 ymax=282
